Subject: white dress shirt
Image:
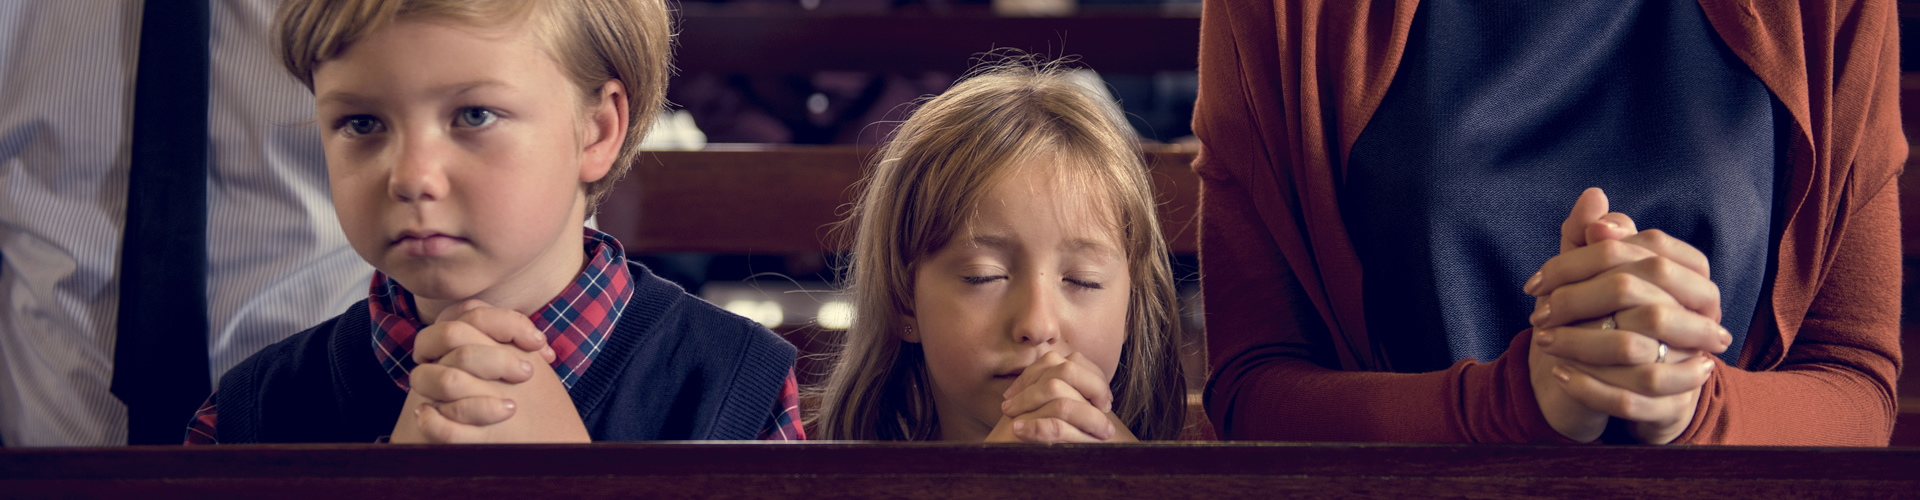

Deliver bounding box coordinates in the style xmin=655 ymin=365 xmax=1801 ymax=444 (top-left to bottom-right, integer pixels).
xmin=0 ymin=0 xmax=373 ymax=447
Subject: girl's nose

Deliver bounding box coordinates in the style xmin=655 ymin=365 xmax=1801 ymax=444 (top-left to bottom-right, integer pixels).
xmin=1011 ymin=276 xmax=1062 ymax=347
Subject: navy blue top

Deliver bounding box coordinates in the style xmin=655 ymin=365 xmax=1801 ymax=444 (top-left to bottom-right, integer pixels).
xmin=1340 ymin=0 xmax=1782 ymax=371
xmin=213 ymin=261 xmax=796 ymax=443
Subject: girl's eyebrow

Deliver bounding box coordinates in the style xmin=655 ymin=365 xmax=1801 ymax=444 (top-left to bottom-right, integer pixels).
xmin=963 ymin=234 xmax=1014 ymax=251
xmin=1061 ymin=237 xmax=1116 ymax=256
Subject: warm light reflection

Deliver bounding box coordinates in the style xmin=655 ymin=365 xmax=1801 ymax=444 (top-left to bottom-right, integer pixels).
xmin=816 ymin=301 xmax=854 ymax=330
xmin=724 ymin=300 xmax=785 ymax=328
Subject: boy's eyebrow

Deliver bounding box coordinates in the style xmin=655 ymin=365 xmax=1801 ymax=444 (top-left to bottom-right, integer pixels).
xmin=431 ymin=79 xmax=511 ymax=97
xmin=314 ymin=80 xmax=512 ymax=108
xmin=315 ymin=91 xmax=373 ymax=109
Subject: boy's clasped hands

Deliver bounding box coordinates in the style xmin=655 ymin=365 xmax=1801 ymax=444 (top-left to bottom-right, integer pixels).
xmin=1524 ymin=188 xmax=1733 ymax=444
xmin=390 ymin=301 xmax=588 ymax=443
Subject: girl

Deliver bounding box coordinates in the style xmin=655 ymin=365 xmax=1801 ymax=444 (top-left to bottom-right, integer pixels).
xmin=811 ymin=59 xmax=1188 ymax=442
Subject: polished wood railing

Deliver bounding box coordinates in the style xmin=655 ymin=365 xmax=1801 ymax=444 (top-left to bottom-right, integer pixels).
xmin=3 ymin=442 xmax=1916 ymax=497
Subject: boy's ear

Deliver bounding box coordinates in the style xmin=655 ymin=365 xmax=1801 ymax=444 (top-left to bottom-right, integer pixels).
xmin=579 ymin=79 xmax=628 ymax=184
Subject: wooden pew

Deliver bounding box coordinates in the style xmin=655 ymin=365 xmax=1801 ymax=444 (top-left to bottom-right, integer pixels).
xmin=598 ymin=144 xmax=1201 ymax=254
xmin=3 ymin=443 xmax=1916 ymax=497
xmin=674 ymin=6 xmax=1201 ymax=75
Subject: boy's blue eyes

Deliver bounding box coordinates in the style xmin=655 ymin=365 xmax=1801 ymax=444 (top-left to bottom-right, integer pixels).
xmin=344 ymin=116 xmax=382 ymax=136
xmin=336 ymin=108 xmax=497 ymax=137
xmin=960 ymin=275 xmax=1104 ymax=290
xmin=457 ymin=108 xmax=497 ymax=128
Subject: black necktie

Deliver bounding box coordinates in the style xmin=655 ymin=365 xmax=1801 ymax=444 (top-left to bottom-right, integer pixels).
xmin=112 ymin=0 xmax=212 ymax=446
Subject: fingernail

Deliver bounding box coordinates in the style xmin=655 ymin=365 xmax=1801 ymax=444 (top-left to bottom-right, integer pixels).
xmin=1535 ymin=329 xmax=1555 ymax=347
xmin=1551 ymin=366 xmax=1571 ymax=383
xmin=1001 ymin=400 xmax=1011 ymax=412
xmin=1530 ymin=304 xmax=1551 ymax=326
xmin=1524 ymin=272 xmax=1543 ymax=295
xmin=1600 ymin=220 xmax=1618 ymax=229
xmin=1719 ymin=326 xmax=1732 ymax=346
xmin=1012 ymin=421 xmax=1026 ymax=432
xmin=502 ymin=399 xmax=516 ymax=411
xmin=520 ymin=360 xmax=533 ymax=374
xmin=1103 ymin=423 xmax=1116 ymax=440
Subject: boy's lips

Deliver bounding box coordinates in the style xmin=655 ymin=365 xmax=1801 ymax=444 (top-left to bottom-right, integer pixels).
xmin=393 ymin=231 xmax=466 ymax=257
xmin=993 ymin=367 xmax=1025 ymax=379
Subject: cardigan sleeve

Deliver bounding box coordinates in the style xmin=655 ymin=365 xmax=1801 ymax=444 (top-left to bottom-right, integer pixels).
xmin=1676 ymin=178 xmax=1902 ymax=445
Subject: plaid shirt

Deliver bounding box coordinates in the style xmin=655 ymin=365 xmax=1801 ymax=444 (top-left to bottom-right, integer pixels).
xmin=187 ymin=228 xmax=802 ymax=443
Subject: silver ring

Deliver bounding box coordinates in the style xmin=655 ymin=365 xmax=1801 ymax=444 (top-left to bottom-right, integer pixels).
xmin=1655 ymin=341 xmax=1669 ymax=364
xmin=1600 ymin=315 xmax=1617 ymax=330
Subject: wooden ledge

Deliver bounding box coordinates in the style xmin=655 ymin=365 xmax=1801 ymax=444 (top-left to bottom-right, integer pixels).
xmin=4 ymin=443 xmax=1917 ymax=498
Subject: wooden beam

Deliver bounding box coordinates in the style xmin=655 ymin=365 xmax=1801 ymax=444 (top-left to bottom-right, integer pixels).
xmin=598 ymin=145 xmax=1200 ymax=254
xmin=4 ymin=443 xmax=1917 ymax=497
xmin=675 ymin=11 xmax=1201 ymax=75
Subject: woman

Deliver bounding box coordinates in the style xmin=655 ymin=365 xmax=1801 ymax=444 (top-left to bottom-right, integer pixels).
xmin=1195 ymin=0 xmax=1902 ymax=445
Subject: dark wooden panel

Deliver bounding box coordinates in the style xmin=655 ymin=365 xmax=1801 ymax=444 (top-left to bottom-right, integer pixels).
xmin=1898 ymin=408 xmax=1920 ymax=447
xmin=599 ymin=145 xmax=1200 ymax=254
xmin=676 ymin=11 xmax=1201 ymax=75
xmin=3 ymin=443 xmax=1916 ymax=498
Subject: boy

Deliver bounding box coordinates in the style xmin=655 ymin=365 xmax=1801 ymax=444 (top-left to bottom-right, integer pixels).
xmin=186 ymin=0 xmax=800 ymax=443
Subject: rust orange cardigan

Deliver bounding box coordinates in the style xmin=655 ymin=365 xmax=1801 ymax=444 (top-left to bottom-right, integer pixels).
xmin=1195 ymin=0 xmax=1904 ymax=445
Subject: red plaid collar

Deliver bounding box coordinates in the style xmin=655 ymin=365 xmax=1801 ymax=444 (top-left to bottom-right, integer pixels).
xmin=368 ymin=228 xmax=635 ymax=391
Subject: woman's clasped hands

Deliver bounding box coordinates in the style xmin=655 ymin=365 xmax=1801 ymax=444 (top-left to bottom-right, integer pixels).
xmin=1525 ymin=188 xmax=1735 ymax=444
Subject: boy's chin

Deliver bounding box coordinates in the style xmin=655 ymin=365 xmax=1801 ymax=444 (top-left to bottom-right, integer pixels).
xmin=384 ymin=272 xmax=492 ymax=308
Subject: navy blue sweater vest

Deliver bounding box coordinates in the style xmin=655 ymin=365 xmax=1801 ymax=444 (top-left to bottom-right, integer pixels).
xmin=214 ymin=261 xmax=796 ymax=443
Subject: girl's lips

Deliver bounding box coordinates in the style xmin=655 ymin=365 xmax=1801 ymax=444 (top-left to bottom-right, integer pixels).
xmin=395 ymin=234 xmax=464 ymax=257
xmin=993 ymin=368 xmax=1025 ymax=379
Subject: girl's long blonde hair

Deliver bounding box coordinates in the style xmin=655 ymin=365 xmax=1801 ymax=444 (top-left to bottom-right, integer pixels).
xmin=811 ymin=57 xmax=1186 ymax=441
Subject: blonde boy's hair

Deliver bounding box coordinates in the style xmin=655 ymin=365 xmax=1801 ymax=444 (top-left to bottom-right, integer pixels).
xmin=811 ymin=57 xmax=1187 ymax=441
xmin=271 ymin=0 xmax=671 ymax=206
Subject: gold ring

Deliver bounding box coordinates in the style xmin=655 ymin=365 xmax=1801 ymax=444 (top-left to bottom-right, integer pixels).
xmin=1655 ymin=342 xmax=1669 ymax=364
xmin=1600 ymin=315 xmax=1617 ymax=330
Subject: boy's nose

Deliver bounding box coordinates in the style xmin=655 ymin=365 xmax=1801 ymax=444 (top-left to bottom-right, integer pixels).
xmin=389 ymin=131 xmax=449 ymax=202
